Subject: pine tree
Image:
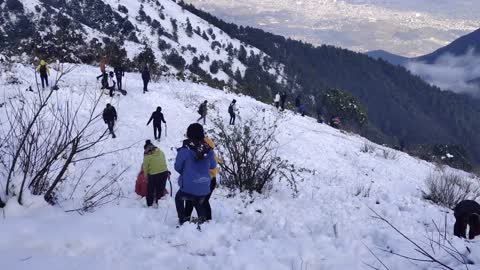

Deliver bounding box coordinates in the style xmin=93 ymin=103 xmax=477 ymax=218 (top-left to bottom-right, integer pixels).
xmin=185 ymin=18 xmax=193 ymax=37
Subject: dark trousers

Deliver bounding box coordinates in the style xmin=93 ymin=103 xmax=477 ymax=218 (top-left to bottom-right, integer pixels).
xmin=229 ymin=113 xmax=236 ymax=125
xmin=143 ymin=80 xmax=149 ymax=92
xmin=153 ymin=123 xmax=162 ymax=140
xmin=175 ymin=190 xmax=207 ymax=225
xmin=40 ymin=74 xmax=49 ymax=88
xmin=197 ymin=114 xmax=206 ymax=124
xmin=274 ymin=102 xmax=279 ymax=109
xmin=146 ymin=172 xmax=168 ymax=207
xmin=185 ymin=178 xmax=216 ymax=221
xmin=106 ymin=120 xmax=116 ymax=138
xmin=116 ymin=76 xmax=122 ymax=91
xmin=281 ymin=101 xmax=286 ymax=110
xmin=107 ymin=86 xmax=115 ymax=97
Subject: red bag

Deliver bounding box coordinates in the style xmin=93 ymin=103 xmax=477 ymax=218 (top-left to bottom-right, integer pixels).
xmin=135 ymin=167 xmax=169 ymax=197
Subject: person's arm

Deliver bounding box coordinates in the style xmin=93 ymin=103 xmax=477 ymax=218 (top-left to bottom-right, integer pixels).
xmin=209 ymin=150 xmax=217 ymax=170
xmin=96 ymin=74 xmax=103 ymax=80
xmin=174 ymin=149 xmax=186 ymax=174
xmin=143 ymin=156 xmax=150 ymax=176
xmin=146 ymin=113 xmax=154 ymax=125
xmin=113 ymin=108 xmax=117 ymax=121
xmin=46 ymin=66 xmax=50 ymax=76
xmin=161 ymin=113 xmax=166 ymax=123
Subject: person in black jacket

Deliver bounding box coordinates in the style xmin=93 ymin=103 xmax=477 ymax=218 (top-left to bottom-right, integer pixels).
xmin=453 ymin=200 xmax=480 ymax=239
xmin=102 ymin=103 xmax=117 ymax=138
xmin=147 ymin=106 xmax=167 ymax=140
xmin=141 ymin=66 xmax=150 ymax=93
xmin=114 ymin=65 xmax=125 ymax=91
xmin=280 ymin=92 xmax=287 ymax=111
xmin=228 ymin=99 xmax=237 ymax=125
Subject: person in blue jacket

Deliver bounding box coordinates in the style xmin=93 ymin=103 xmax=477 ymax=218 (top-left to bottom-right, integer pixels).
xmin=174 ymin=123 xmax=216 ymax=225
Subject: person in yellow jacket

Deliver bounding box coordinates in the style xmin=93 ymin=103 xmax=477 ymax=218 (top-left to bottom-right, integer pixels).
xmin=143 ymin=140 xmax=170 ymax=207
xmin=185 ymin=137 xmax=219 ymax=221
xmin=36 ymin=60 xmax=50 ymax=89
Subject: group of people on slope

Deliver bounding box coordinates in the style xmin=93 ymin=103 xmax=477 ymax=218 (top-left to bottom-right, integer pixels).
xmin=140 ymin=123 xmax=217 ymax=225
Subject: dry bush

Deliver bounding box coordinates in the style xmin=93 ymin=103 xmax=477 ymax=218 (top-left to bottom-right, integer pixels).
xmin=381 ymin=148 xmax=399 ymax=160
xmin=209 ymin=110 xmax=302 ymax=196
xmin=422 ymin=172 xmax=480 ymax=209
xmin=360 ymin=142 xmax=376 ymax=153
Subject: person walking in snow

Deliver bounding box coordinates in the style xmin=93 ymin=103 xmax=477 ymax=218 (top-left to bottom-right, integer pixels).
xmin=99 ymin=55 xmax=108 ymax=74
xmin=142 ymin=66 xmax=150 ymax=93
xmin=453 ymin=200 xmax=480 ymax=240
xmin=228 ymin=99 xmax=237 ymax=125
xmin=197 ymin=100 xmax=208 ymax=125
xmin=114 ymin=64 xmax=125 ymax=91
xmin=184 ymin=137 xmax=219 ymax=221
xmin=174 ymin=123 xmax=216 ymax=225
xmin=102 ymin=103 xmax=117 ymax=138
xmin=295 ymin=95 xmax=302 ymax=114
xmin=143 ymin=140 xmax=170 ymax=207
xmin=316 ymin=101 xmax=323 ymax=123
xmin=106 ymin=71 xmax=117 ymax=97
xmin=147 ymin=106 xmax=167 ymax=141
xmin=274 ymin=93 xmax=280 ymax=109
xmin=36 ymin=60 xmax=50 ymax=89
xmin=280 ymin=92 xmax=287 ymax=111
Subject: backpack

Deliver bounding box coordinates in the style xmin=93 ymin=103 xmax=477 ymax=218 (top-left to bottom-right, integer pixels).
xmin=228 ymin=103 xmax=234 ymax=114
xmin=39 ymin=65 xmax=47 ymax=75
xmin=198 ymin=104 xmax=205 ymax=115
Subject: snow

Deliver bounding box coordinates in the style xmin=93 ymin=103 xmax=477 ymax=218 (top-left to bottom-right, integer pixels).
xmin=0 ymin=64 xmax=479 ymax=269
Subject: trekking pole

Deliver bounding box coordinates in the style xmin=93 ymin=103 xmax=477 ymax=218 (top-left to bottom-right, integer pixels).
xmin=165 ymin=122 xmax=168 ymax=137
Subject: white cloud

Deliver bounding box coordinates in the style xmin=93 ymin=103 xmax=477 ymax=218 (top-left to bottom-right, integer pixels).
xmin=406 ymin=49 xmax=480 ymax=96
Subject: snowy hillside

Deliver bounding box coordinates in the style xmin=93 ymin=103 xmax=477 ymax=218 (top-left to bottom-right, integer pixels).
xmin=0 ymin=0 xmax=285 ymax=88
xmin=1 ymin=64 xmax=479 ymax=270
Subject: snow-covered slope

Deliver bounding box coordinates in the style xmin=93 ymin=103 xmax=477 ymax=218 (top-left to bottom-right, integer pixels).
xmin=1 ymin=64 xmax=479 ymax=269
xmin=185 ymin=0 xmax=480 ymax=57
xmin=0 ymin=0 xmax=285 ymax=87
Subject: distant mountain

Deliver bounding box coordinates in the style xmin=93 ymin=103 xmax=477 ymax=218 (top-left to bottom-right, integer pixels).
xmin=179 ymin=2 xmax=480 ymax=164
xmin=366 ymin=50 xmax=409 ymax=66
xmin=415 ymin=28 xmax=480 ymax=63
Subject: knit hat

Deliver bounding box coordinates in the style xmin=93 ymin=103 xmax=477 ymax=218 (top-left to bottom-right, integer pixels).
xmin=186 ymin=123 xmax=205 ymax=140
xmin=144 ymin=139 xmax=152 ymax=149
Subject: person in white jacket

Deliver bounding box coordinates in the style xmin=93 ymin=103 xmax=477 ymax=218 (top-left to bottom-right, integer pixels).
xmin=274 ymin=93 xmax=280 ymax=109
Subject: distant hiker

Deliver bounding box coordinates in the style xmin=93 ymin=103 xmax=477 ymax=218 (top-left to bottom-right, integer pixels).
xmin=274 ymin=93 xmax=280 ymax=109
xmin=197 ymin=100 xmax=208 ymax=125
xmin=228 ymin=99 xmax=237 ymax=125
xmin=147 ymin=106 xmax=167 ymax=140
xmin=102 ymin=103 xmax=117 ymax=138
xmin=316 ymin=102 xmax=323 ymax=123
xmin=143 ymin=140 xmax=170 ymax=207
xmin=453 ymin=200 xmax=480 ymax=240
xmin=142 ymin=66 xmax=150 ymax=93
xmin=100 ymin=56 xmax=107 ymax=73
xmin=107 ymin=71 xmax=117 ymax=97
xmin=185 ymin=137 xmax=219 ymax=221
xmin=36 ymin=60 xmax=50 ymax=89
xmin=97 ymin=71 xmax=108 ymax=89
xmin=280 ymin=92 xmax=287 ymax=110
xmin=299 ymin=104 xmax=306 ymax=117
xmin=330 ymin=116 xmax=341 ymax=129
xmin=295 ymin=95 xmax=301 ymax=114
xmin=114 ymin=65 xmax=125 ymax=91
xmin=174 ymin=123 xmax=216 ymax=225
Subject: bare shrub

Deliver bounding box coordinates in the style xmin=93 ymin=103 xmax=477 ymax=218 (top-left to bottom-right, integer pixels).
xmin=360 ymin=142 xmax=376 ymax=153
xmin=209 ymin=110 xmax=303 ymax=196
xmin=354 ymin=183 xmax=372 ymax=197
xmin=0 ymin=64 xmax=130 ymax=208
xmin=381 ymin=148 xmax=399 ymax=160
xmin=422 ymin=173 xmax=480 ymax=209
xmin=367 ymin=208 xmax=473 ymax=270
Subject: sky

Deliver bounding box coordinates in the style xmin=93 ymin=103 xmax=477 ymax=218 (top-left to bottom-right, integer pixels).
xmin=185 ymin=0 xmax=480 ymax=57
